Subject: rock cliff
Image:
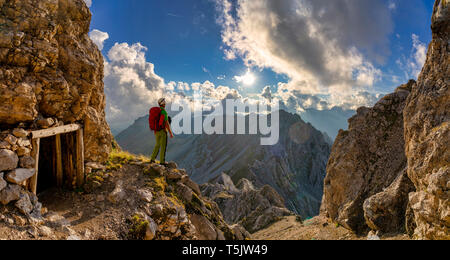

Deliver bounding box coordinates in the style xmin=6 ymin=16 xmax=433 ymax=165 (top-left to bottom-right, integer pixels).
xmin=403 ymin=0 xmax=449 ymax=240
xmin=322 ymin=0 xmax=449 ymax=239
xmin=322 ymin=81 xmax=414 ymax=233
xmin=0 ymin=0 xmax=112 ymax=162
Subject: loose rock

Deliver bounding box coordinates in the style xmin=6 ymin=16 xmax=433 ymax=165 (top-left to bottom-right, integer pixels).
xmin=0 ymin=172 xmax=7 ymax=191
xmin=145 ymin=217 xmax=158 ymax=240
xmin=108 ymin=181 xmax=126 ymax=204
xmin=137 ymin=189 xmax=153 ymax=203
xmin=12 ymin=129 xmax=28 ymax=138
xmin=19 ymin=156 xmax=35 ymax=169
xmin=15 ymin=192 xmax=33 ymax=215
xmin=0 ymin=184 xmax=22 ymax=205
xmin=0 ymin=149 xmax=19 ymax=172
xmin=6 ymin=168 xmax=35 ymax=184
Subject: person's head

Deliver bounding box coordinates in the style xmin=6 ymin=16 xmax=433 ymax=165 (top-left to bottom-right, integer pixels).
xmin=158 ymin=98 xmax=166 ymax=108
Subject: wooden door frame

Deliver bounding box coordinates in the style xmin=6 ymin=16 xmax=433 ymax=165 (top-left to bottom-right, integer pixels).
xmin=28 ymin=124 xmax=85 ymax=195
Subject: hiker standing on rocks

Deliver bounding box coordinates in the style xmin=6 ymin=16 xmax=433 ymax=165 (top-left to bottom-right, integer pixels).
xmin=149 ymin=98 xmax=174 ymax=166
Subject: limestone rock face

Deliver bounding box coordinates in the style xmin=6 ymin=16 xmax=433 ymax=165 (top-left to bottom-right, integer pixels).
xmin=202 ymin=173 xmax=294 ymax=233
xmin=403 ymin=0 xmax=450 ymax=240
xmin=0 ymin=0 xmax=112 ymax=162
xmin=322 ymin=0 xmax=449 ymax=239
xmin=322 ymin=81 xmax=413 ymax=233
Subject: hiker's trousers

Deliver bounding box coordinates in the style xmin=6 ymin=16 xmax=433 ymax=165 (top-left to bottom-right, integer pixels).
xmin=151 ymin=130 xmax=168 ymax=163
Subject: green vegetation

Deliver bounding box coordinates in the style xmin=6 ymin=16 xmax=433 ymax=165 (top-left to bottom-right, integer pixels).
xmin=129 ymin=214 xmax=150 ymax=240
xmin=152 ymin=176 xmax=166 ymax=193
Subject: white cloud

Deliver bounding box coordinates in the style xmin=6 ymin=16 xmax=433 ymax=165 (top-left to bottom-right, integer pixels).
xmin=89 ymin=29 xmax=109 ymax=51
xmin=83 ymin=0 xmax=92 ymax=8
xmin=261 ymin=86 xmax=273 ymax=102
xmin=215 ymin=0 xmax=392 ymax=112
xmin=275 ymin=82 xmax=382 ymax=113
xmin=103 ymin=42 xmax=248 ymax=132
xmin=215 ymin=0 xmax=391 ymax=93
xmin=101 ymin=38 xmax=379 ymax=132
xmin=104 ymin=42 xmax=168 ymax=131
xmin=410 ymin=34 xmax=427 ymax=78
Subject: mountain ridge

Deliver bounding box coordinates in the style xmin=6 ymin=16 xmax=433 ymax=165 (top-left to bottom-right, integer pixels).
xmin=116 ymin=110 xmax=331 ymax=218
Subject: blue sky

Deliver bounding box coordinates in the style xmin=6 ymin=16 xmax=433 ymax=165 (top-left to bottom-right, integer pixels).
xmin=90 ymin=0 xmax=287 ymax=94
xmin=86 ymin=0 xmax=435 ymax=132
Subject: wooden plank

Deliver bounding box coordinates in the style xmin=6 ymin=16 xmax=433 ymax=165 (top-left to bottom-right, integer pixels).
xmin=76 ymin=128 xmax=85 ymax=187
xmin=31 ymin=124 xmax=81 ymax=139
xmin=55 ymin=134 xmax=63 ymax=187
xmin=63 ymin=134 xmax=70 ymax=187
xmin=29 ymin=138 xmax=40 ymax=195
xmin=67 ymin=134 xmax=75 ymax=188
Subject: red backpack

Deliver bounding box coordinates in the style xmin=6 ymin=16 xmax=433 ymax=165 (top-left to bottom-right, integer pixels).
xmin=149 ymin=107 xmax=165 ymax=131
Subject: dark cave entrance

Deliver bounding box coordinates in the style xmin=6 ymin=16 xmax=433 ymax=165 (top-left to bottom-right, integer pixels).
xmin=28 ymin=124 xmax=85 ymax=196
xmin=36 ymin=136 xmax=57 ymax=194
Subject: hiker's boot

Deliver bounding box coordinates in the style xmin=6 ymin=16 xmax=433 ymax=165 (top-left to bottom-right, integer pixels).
xmin=160 ymin=162 xmax=169 ymax=167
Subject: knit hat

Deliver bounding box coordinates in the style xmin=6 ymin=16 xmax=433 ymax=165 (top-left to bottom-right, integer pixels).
xmin=158 ymin=98 xmax=166 ymax=106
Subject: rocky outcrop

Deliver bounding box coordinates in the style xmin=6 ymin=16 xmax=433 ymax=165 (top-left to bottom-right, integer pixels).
xmin=322 ymin=0 xmax=449 ymax=239
xmin=363 ymin=169 xmax=415 ymax=233
xmin=0 ymin=0 xmax=112 ymax=162
xmin=201 ymin=173 xmax=294 ymax=233
xmin=403 ymin=0 xmax=449 ymax=240
xmin=99 ymin=155 xmax=251 ymax=240
xmin=322 ymin=81 xmax=414 ymax=233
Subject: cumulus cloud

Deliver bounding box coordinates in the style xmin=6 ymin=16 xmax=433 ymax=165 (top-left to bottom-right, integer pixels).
xmin=409 ymin=34 xmax=427 ymax=78
xmin=103 ymin=42 xmax=250 ymax=132
xmin=104 ymin=42 xmax=169 ymax=131
xmin=103 ymin=0 xmax=399 ymax=132
xmin=261 ymin=86 xmax=273 ymax=102
xmin=83 ymin=0 xmax=92 ymax=8
xmin=275 ymin=82 xmax=382 ymax=113
xmin=215 ymin=0 xmax=391 ymax=95
xmin=89 ymin=29 xmax=109 ymax=51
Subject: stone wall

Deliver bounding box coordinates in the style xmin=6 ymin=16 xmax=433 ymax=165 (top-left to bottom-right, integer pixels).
xmin=0 ymin=127 xmax=42 ymax=218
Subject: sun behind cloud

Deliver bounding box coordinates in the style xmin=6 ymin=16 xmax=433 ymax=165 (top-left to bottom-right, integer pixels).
xmin=234 ymin=69 xmax=256 ymax=86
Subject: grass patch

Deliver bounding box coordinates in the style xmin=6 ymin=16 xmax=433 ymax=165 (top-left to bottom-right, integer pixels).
xmin=128 ymin=214 xmax=149 ymax=240
xmin=106 ymin=149 xmax=152 ymax=171
xmin=152 ymin=176 xmax=167 ymax=193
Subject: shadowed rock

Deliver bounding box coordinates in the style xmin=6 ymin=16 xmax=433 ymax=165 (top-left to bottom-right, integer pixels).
xmin=322 ymin=81 xmax=413 ymax=233
xmin=403 ymin=0 xmax=450 ymax=240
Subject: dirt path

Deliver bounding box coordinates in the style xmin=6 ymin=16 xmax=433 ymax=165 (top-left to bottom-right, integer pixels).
xmin=0 ymin=164 xmax=142 ymax=240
